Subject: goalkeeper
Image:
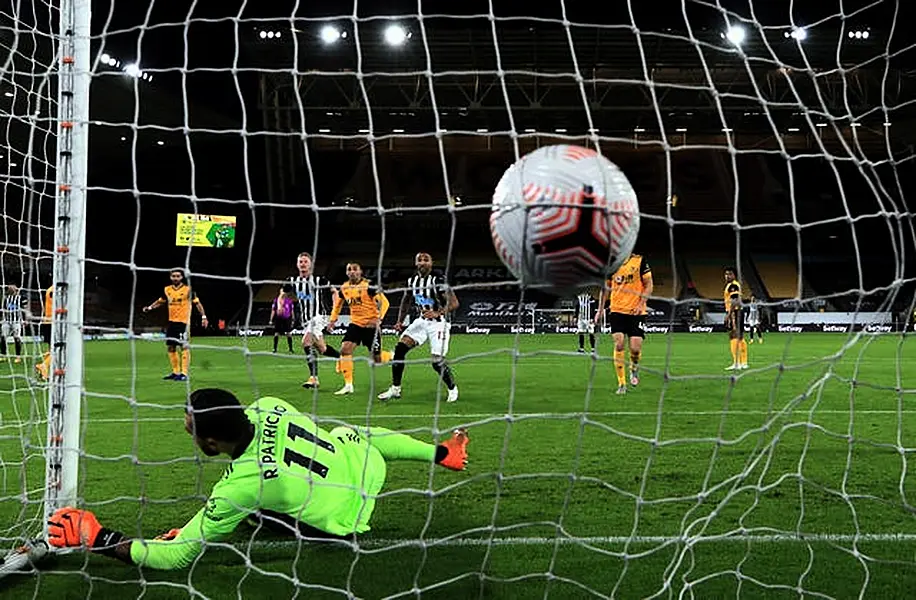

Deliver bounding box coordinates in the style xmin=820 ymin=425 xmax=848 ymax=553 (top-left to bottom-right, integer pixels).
xmin=47 ymin=388 xmax=470 ymax=570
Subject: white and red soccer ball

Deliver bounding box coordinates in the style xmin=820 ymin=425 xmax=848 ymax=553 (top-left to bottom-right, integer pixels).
xmin=490 ymin=144 xmax=641 ymax=289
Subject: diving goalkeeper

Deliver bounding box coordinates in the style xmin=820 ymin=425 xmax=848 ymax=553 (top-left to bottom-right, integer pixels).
xmin=47 ymin=388 xmax=469 ymax=570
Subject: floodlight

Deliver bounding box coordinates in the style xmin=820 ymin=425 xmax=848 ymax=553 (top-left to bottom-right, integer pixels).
xmin=789 ymin=27 xmax=807 ymax=41
xmin=384 ymin=24 xmax=407 ymax=46
xmin=320 ymin=25 xmax=341 ymax=44
xmin=725 ymin=25 xmax=745 ymax=45
xmin=124 ymin=63 xmax=141 ymax=77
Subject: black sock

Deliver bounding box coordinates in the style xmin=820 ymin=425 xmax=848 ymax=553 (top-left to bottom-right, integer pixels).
xmin=323 ymin=346 xmax=340 ymax=359
xmin=286 ymin=336 xmax=293 ymax=352
xmin=0 ymin=338 xmax=6 ymax=355
xmin=589 ymin=334 xmax=595 ymax=349
xmin=432 ymin=360 xmax=456 ymax=390
xmin=307 ymin=347 xmax=318 ymax=377
xmin=578 ymin=334 xmax=584 ymax=349
xmin=434 ymin=445 xmax=448 ymax=464
xmin=273 ymin=335 xmax=279 ymax=352
xmin=392 ymin=342 xmax=410 ymax=386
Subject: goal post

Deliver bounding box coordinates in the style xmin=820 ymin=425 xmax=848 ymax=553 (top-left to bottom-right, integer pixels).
xmin=45 ymin=0 xmax=91 ymax=521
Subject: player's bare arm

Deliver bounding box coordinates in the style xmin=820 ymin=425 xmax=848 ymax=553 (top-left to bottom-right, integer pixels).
xmin=594 ymin=286 xmax=608 ymax=324
xmin=142 ymin=297 xmax=166 ymax=313
xmin=394 ymin=288 xmax=411 ymax=332
xmin=425 ymin=288 xmax=458 ymax=320
xmin=194 ymin=296 xmax=209 ymax=328
xmin=326 ymin=290 xmax=345 ymax=330
xmin=640 ymin=272 xmax=654 ymax=313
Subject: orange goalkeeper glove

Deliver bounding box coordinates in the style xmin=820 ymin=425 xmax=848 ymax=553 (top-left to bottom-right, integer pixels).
xmin=154 ymin=528 xmax=181 ymax=541
xmin=47 ymin=507 xmax=128 ymax=559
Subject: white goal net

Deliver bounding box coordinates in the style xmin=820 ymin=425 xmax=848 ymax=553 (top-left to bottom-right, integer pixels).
xmin=1 ymin=0 xmax=916 ymax=598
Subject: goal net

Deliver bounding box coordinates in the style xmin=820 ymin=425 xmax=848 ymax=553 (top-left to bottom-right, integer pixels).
xmin=2 ymin=0 xmax=916 ymax=597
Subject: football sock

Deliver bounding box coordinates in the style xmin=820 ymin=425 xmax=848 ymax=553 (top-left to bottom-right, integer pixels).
xmin=729 ymin=339 xmax=738 ymax=364
xmin=340 ymin=355 xmax=354 ymax=384
xmin=0 ymin=338 xmax=6 ymax=355
xmin=14 ymin=339 xmax=21 ymax=356
xmin=286 ymin=336 xmax=293 ymax=353
xmin=380 ymin=350 xmax=393 ymax=363
xmin=322 ymin=346 xmax=340 ymax=359
xmin=589 ymin=334 xmax=596 ymax=349
xmin=578 ymin=334 xmax=585 ymax=350
xmin=391 ymin=342 xmax=410 ymax=386
xmin=613 ymin=349 xmax=626 ymax=386
xmin=739 ymin=340 xmax=748 ymax=365
xmin=355 ymin=426 xmax=436 ymax=462
xmin=306 ymin=347 xmax=318 ymax=377
xmin=168 ymin=351 xmax=180 ymax=374
xmin=180 ymin=348 xmax=190 ymax=375
xmin=42 ymin=352 xmax=51 ymax=372
xmin=630 ymin=350 xmax=641 ymax=373
xmin=432 ymin=360 xmax=456 ymax=390
xmin=272 ymin=335 xmax=279 ymax=353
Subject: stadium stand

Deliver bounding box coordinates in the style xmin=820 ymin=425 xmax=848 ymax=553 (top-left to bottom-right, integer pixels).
xmin=683 ymin=259 xmax=728 ymax=301
xmin=753 ymin=256 xmax=800 ymax=300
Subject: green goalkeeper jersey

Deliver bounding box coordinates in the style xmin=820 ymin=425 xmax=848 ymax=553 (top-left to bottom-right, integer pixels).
xmin=130 ymin=396 xmax=388 ymax=570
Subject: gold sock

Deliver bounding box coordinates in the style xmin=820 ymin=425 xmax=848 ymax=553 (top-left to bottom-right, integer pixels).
xmin=739 ymin=340 xmax=748 ymax=365
xmin=729 ymin=339 xmax=738 ymax=364
xmin=630 ymin=350 xmax=641 ymax=373
xmin=613 ymin=349 xmax=626 ymax=386
xmin=168 ymin=351 xmax=180 ymax=374
xmin=380 ymin=350 xmax=393 ymax=363
xmin=340 ymin=355 xmax=354 ymax=385
xmin=181 ymin=348 xmax=190 ymax=375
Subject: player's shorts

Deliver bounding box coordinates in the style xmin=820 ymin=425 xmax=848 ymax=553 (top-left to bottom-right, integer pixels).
xmin=402 ymin=317 xmax=451 ymax=356
xmin=576 ymin=318 xmax=594 ymax=334
xmin=729 ymin=310 xmax=745 ymax=338
xmin=40 ymin=323 xmax=51 ymax=345
xmin=165 ymin=321 xmax=188 ymax=347
xmin=746 ymin=318 xmax=759 ymax=328
xmin=1 ymin=321 xmax=22 ymax=339
xmin=302 ymin=316 xmax=329 ymax=339
xmin=273 ymin=316 xmax=292 ymax=335
xmin=608 ymin=312 xmax=646 ymax=338
xmin=343 ymin=323 xmax=381 ymax=353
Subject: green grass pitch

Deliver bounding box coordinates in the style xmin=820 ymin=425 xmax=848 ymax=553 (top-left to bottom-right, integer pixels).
xmin=2 ymin=332 xmax=916 ymax=599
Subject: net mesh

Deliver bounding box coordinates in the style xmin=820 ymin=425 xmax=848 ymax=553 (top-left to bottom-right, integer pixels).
xmin=1 ymin=0 xmax=916 ymax=597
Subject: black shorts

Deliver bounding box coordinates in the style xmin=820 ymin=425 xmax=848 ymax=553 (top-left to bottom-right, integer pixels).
xmin=609 ymin=312 xmax=646 ymax=339
xmin=729 ymin=309 xmax=745 ymax=338
xmin=273 ymin=316 xmax=292 ymax=335
xmin=40 ymin=323 xmax=52 ymax=345
xmin=165 ymin=321 xmax=188 ymax=347
xmin=343 ymin=323 xmax=381 ymax=353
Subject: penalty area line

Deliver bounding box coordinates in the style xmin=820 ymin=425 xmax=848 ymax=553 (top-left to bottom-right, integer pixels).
xmin=235 ymin=532 xmax=916 ymax=550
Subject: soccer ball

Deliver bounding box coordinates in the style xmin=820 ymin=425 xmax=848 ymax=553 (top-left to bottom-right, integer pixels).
xmin=490 ymin=144 xmax=640 ymax=289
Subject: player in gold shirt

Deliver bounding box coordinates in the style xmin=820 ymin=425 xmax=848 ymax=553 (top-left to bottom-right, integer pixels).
xmin=596 ymin=254 xmax=653 ymax=395
xmin=34 ymin=285 xmax=54 ymax=381
xmin=142 ymin=269 xmax=209 ymax=381
xmin=327 ymin=263 xmax=391 ymax=396
xmin=723 ymin=267 xmax=748 ymax=370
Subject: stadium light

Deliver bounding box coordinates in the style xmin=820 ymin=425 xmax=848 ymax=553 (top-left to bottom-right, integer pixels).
xmin=785 ymin=27 xmax=807 ymax=40
xmin=123 ymin=63 xmax=141 ymax=78
xmin=724 ymin=25 xmax=746 ymax=46
xmin=100 ymin=53 xmax=111 ymax=64
xmin=384 ymin=24 xmax=409 ymax=46
xmin=849 ymin=29 xmax=870 ymax=39
xmin=3 ymin=91 xmax=12 ymax=98
xmin=320 ymin=25 xmax=341 ymax=44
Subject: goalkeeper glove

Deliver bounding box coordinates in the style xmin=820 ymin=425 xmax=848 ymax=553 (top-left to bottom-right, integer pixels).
xmin=47 ymin=507 xmax=128 ymax=559
xmin=155 ymin=528 xmax=181 ymax=541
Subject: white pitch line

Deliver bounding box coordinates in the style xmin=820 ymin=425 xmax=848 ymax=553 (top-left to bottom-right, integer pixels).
xmin=226 ymin=532 xmax=916 ymax=551
xmin=1 ymin=409 xmax=916 ymax=430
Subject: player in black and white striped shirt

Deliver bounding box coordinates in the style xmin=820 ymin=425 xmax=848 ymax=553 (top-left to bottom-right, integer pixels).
xmin=576 ymin=291 xmax=597 ymax=353
xmin=378 ymin=252 xmax=459 ymax=403
xmin=291 ymin=252 xmax=341 ymax=389
xmin=1 ymin=285 xmax=25 ymax=361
